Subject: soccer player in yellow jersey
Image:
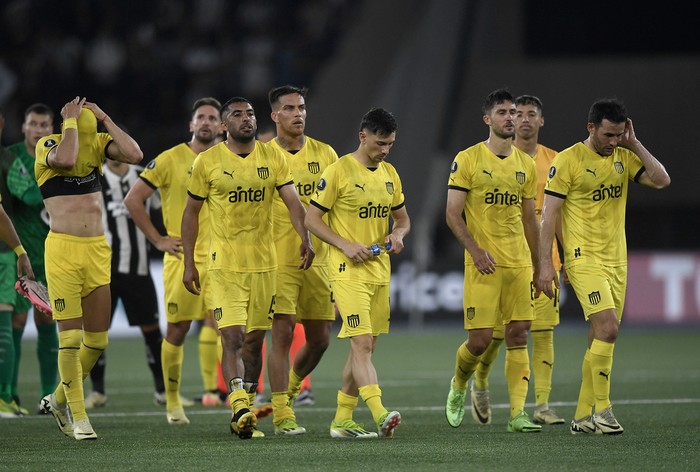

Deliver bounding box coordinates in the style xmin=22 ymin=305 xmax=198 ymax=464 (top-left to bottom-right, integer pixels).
xmin=306 ymin=108 xmax=410 ymax=439
xmin=470 ymin=95 xmax=566 ymax=426
xmin=537 ymin=98 xmax=670 ymax=435
xmin=444 ymin=89 xmax=542 ymax=433
xmin=266 ymin=85 xmax=338 ymax=435
xmin=36 ymin=97 xmax=143 ymax=440
xmin=124 ymin=97 xmax=222 ymax=425
xmin=182 ymin=97 xmax=313 ymax=439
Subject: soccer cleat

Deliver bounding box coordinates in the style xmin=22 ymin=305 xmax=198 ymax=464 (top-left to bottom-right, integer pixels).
xmin=507 ymin=411 xmax=542 ymax=433
xmin=294 ymin=388 xmax=315 ymax=406
xmin=0 ymin=398 xmax=23 ymax=418
xmin=230 ymin=408 xmax=257 ymax=439
xmin=73 ymin=418 xmax=98 ymax=440
xmin=252 ymin=402 xmax=273 ymax=419
xmin=445 ymin=377 xmax=466 ymax=427
xmin=166 ymin=406 xmax=190 ymax=425
xmin=274 ymin=417 xmax=307 ymax=436
xmin=11 ymin=397 xmax=29 ymax=416
xmin=533 ymin=407 xmax=565 ymax=425
xmin=201 ymin=392 xmax=223 ymax=407
xmin=378 ymin=410 xmax=401 ymax=438
xmin=40 ymin=394 xmax=73 ymax=437
xmin=570 ymin=415 xmax=597 ymax=434
xmin=592 ymin=407 xmax=624 ymax=435
xmin=470 ymin=380 xmax=492 ymax=425
xmin=330 ymin=419 xmax=378 ymax=439
xmin=84 ymin=391 xmax=108 ymax=409
xmin=154 ymin=391 xmax=195 ymax=407
xmin=251 ymin=428 xmax=265 ymax=438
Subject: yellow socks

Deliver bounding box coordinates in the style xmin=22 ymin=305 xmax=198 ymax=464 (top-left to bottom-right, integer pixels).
xmin=359 ymin=384 xmax=386 ymax=424
xmin=589 ymin=339 xmax=615 ymax=412
xmin=531 ymin=329 xmax=554 ymax=407
xmin=198 ymin=325 xmax=219 ymax=392
xmin=162 ymin=339 xmax=184 ymax=409
xmin=288 ymin=368 xmax=304 ymax=399
xmin=453 ymin=342 xmax=480 ymax=390
xmin=474 ymin=336 xmax=503 ymax=390
xmin=574 ymin=348 xmax=595 ymax=419
xmin=333 ymin=390 xmax=358 ymax=423
xmin=505 ymin=345 xmax=530 ymax=419
xmin=271 ymin=391 xmax=295 ymax=424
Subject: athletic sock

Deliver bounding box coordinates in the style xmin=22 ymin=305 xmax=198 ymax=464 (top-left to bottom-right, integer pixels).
xmin=589 ymin=339 xmax=615 ymax=412
xmin=56 ymin=329 xmax=84 ymax=420
xmin=143 ymin=329 xmax=164 ymax=393
xmin=359 ymin=384 xmax=386 ymax=424
xmin=88 ymin=352 xmax=106 ymax=394
xmin=474 ymin=336 xmax=503 ymax=390
xmin=162 ymin=339 xmax=184 ymax=409
xmin=287 ymin=368 xmax=304 ymax=399
xmin=10 ymin=325 xmax=24 ymax=399
xmin=271 ymin=391 xmax=294 ymax=424
xmin=36 ymin=322 xmax=59 ymax=398
xmin=333 ymin=390 xmax=358 ymax=423
xmin=574 ymin=349 xmax=595 ymax=419
xmin=0 ymin=311 xmax=14 ymax=402
xmin=531 ymin=329 xmax=554 ymax=407
xmin=505 ymin=345 xmax=531 ymax=419
xmin=227 ymin=378 xmax=249 ymax=414
xmin=198 ymin=325 xmax=219 ymax=392
xmin=453 ymin=342 xmax=480 ymax=390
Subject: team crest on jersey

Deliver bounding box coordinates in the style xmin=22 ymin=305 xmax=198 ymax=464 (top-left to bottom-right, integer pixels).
xmin=168 ymin=302 xmax=178 ymax=314
xmin=257 ymin=167 xmax=269 ymax=179
xmin=54 ymin=298 xmax=65 ymax=312
xmin=614 ymin=161 xmax=624 ymax=174
xmin=146 ymin=160 xmax=156 ymax=169
xmin=548 ymin=166 xmax=556 ymax=179
xmin=515 ymin=171 xmax=526 ymax=185
xmin=466 ymin=306 xmax=475 ymax=320
xmin=385 ymin=181 xmax=394 ymax=195
xmin=317 ymin=178 xmax=326 ymax=191
xmin=213 ymin=307 xmax=223 ymax=321
xmin=450 ymin=161 xmax=458 ymax=173
xmin=308 ymin=162 xmax=320 ymax=174
xmin=44 ymin=139 xmax=57 ymax=148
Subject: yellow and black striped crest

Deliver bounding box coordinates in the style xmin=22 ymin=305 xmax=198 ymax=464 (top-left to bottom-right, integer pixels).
xmin=515 ymin=171 xmax=526 ymax=185
xmin=257 ymin=167 xmax=270 ymax=179
xmin=308 ymin=162 xmax=320 ymax=174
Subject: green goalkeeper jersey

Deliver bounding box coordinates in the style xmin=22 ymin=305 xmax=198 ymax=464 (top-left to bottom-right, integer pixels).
xmin=6 ymin=142 xmax=49 ymax=265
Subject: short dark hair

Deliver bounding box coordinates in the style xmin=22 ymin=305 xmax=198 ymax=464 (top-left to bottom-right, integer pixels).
xmin=192 ymin=97 xmax=221 ymax=116
xmin=220 ymin=97 xmax=253 ymax=119
xmin=515 ymin=95 xmax=544 ymax=114
xmin=359 ymin=108 xmax=397 ymax=136
xmin=482 ymin=88 xmax=513 ymax=115
xmin=268 ymin=85 xmax=308 ymax=108
xmin=588 ymin=98 xmax=627 ymax=127
xmin=24 ymin=103 xmax=54 ymax=121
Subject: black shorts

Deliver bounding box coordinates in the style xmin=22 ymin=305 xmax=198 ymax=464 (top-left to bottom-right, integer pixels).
xmin=110 ymin=273 xmax=159 ymax=327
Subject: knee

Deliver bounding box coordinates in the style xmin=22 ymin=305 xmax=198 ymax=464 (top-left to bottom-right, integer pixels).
xmin=84 ymin=331 xmax=109 ymax=351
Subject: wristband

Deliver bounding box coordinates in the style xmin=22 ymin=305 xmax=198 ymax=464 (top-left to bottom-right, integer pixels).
xmin=13 ymin=245 xmax=27 ymax=257
xmin=63 ymin=118 xmax=78 ymax=130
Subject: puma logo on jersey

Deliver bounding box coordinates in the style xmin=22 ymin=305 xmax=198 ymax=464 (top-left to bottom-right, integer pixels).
xmin=586 ymin=168 xmax=597 ymax=177
xmin=223 ymin=170 xmax=234 ymax=178
xmin=355 ymin=183 xmax=366 ymax=192
xmin=483 ymin=170 xmax=493 ymax=178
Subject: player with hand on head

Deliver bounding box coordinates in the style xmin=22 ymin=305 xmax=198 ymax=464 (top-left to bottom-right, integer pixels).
xmin=36 ymin=96 xmax=143 ymax=440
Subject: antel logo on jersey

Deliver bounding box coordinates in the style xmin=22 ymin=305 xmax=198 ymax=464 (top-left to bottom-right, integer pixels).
xmin=484 ymin=188 xmax=519 ymax=206
xmin=296 ymin=181 xmax=317 ymax=197
xmin=359 ymin=201 xmax=390 ymax=219
xmin=592 ymin=183 xmax=623 ymax=202
xmin=228 ymin=186 xmax=266 ymax=203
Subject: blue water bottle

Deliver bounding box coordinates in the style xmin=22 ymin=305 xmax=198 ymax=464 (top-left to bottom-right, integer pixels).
xmin=370 ymin=242 xmax=392 ymax=256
